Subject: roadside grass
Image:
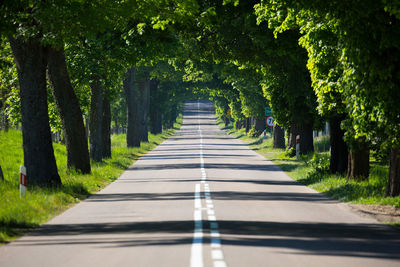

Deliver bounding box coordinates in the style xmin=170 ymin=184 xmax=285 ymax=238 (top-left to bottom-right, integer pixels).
xmin=0 ymin=117 xmax=182 ymax=243
xmin=217 ymin=119 xmax=400 ymax=208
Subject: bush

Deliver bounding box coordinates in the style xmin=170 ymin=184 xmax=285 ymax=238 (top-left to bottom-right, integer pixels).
xmin=247 ymin=126 xmax=262 ymax=137
xmin=285 ymin=147 xmax=295 ymax=157
xmin=307 ymin=153 xmax=330 ymax=173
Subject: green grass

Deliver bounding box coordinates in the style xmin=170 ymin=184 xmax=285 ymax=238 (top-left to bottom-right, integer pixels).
xmin=217 ymin=118 xmax=400 ymax=208
xmin=0 ymin=117 xmax=182 ymax=243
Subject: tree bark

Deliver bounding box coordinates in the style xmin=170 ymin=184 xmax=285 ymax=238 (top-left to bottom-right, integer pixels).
xmin=273 ymin=125 xmax=285 ymax=149
xmin=245 ymin=117 xmax=250 ymax=133
xmin=347 ymin=141 xmax=370 ymax=181
xmin=167 ymin=105 xmax=177 ymax=129
xmin=149 ymin=80 xmax=162 ymax=134
xmin=47 ymin=46 xmax=91 ymax=173
xmin=137 ymin=77 xmax=150 ymax=142
xmin=329 ymin=115 xmax=348 ymax=174
xmin=288 ymin=121 xmax=314 ymax=154
xmin=123 ymin=68 xmax=141 ymax=147
xmin=386 ymin=147 xmax=400 ymax=196
xmin=102 ymin=97 xmax=111 ymax=158
xmin=89 ymin=76 xmax=104 ymax=161
xmin=0 ymin=165 xmax=4 ymax=181
xmin=9 ymin=37 xmax=61 ymax=187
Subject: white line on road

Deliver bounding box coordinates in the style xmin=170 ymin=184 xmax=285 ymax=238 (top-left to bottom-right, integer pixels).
xmin=190 ymin=100 xmax=227 ymax=267
xmin=191 ymin=183 xmax=203 ymax=267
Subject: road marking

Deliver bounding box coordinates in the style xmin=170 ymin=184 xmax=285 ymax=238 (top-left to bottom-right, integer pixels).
xmin=192 ymin=100 xmax=227 ymax=267
xmin=191 ymin=184 xmax=203 ymax=267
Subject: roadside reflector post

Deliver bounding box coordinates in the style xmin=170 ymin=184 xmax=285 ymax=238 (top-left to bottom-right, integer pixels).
xmin=296 ymin=135 xmax=300 ymax=160
xmin=20 ymin=166 xmax=27 ymax=197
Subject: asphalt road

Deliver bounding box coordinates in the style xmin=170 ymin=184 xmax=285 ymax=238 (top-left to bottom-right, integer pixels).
xmin=1 ymin=100 xmax=400 ymax=267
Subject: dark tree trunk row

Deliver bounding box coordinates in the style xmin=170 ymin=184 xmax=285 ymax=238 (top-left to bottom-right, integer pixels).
xmin=164 ymin=104 xmax=177 ymax=129
xmin=288 ymin=121 xmax=314 ymax=154
xmin=387 ymin=147 xmax=400 ymax=196
xmin=47 ymin=46 xmax=91 ymax=173
xmin=137 ymin=77 xmax=150 ymax=142
xmin=149 ymin=80 xmax=162 ymax=134
xmin=9 ymin=36 xmax=61 ymax=187
xmin=329 ymin=115 xmax=348 ymax=174
xmin=102 ymin=97 xmax=111 ymax=158
xmin=89 ymin=76 xmax=104 ymax=162
xmin=273 ymin=125 xmax=285 ymax=149
xmin=124 ymin=68 xmax=141 ymax=147
xmin=245 ymin=117 xmax=250 ymax=133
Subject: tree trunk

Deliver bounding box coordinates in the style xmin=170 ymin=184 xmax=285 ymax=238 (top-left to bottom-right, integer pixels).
xmin=102 ymin=97 xmax=111 ymax=158
xmin=386 ymin=147 xmax=400 ymax=196
xmin=288 ymin=121 xmax=314 ymax=154
xmin=329 ymin=115 xmax=348 ymax=174
xmin=347 ymin=141 xmax=370 ymax=181
xmin=254 ymin=118 xmax=265 ymax=133
xmin=137 ymin=78 xmax=150 ymax=142
xmin=245 ymin=117 xmax=250 ymax=133
xmin=149 ymin=80 xmax=162 ymax=134
xmin=0 ymin=165 xmax=4 ymax=181
xmin=89 ymin=76 xmax=104 ymax=161
xmin=123 ymin=68 xmax=141 ymax=147
xmin=168 ymin=105 xmax=177 ymax=129
xmin=9 ymin=37 xmax=61 ymax=187
xmin=47 ymin=46 xmax=91 ymax=173
xmin=273 ymin=125 xmax=285 ymax=149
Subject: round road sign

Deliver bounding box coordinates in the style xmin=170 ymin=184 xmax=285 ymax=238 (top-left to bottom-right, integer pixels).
xmin=266 ymin=115 xmax=274 ymax=128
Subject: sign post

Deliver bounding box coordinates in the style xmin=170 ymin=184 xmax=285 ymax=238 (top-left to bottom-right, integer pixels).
xmin=20 ymin=166 xmax=27 ymax=197
xmin=296 ymin=135 xmax=300 ymax=160
xmin=265 ymin=107 xmax=273 ymax=137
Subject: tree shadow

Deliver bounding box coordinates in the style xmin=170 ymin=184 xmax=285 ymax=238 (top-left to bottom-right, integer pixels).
xmin=13 ymin=220 xmax=400 ymax=260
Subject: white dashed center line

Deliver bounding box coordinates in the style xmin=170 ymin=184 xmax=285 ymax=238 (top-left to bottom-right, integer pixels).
xmin=190 ymin=101 xmax=227 ymax=267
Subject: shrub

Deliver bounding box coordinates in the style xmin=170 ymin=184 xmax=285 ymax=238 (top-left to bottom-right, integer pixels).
xmin=247 ymin=126 xmax=262 ymax=137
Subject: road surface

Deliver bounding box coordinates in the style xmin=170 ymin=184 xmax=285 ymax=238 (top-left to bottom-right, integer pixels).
xmin=1 ymin=100 xmax=400 ymax=267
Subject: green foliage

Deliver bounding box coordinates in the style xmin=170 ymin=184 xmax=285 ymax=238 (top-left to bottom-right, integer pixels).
xmin=255 ymin=0 xmax=400 ymax=149
xmin=307 ymin=153 xmax=330 ymax=174
xmin=4 ymin=88 xmax=20 ymax=126
xmin=247 ymin=126 xmax=262 ymax=137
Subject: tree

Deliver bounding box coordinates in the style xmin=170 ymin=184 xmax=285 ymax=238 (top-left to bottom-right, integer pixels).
xmin=123 ymin=68 xmax=141 ymax=147
xmin=255 ymin=0 xmax=400 ymax=189
xmin=182 ymin=0 xmax=318 ymax=153
xmin=47 ymin=46 xmax=91 ymax=173
xmin=9 ymin=36 xmax=61 ymax=186
xmin=0 ymin=164 xmax=4 ymax=181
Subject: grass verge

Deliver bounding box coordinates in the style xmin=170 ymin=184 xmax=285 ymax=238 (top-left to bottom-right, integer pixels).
xmin=217 ymin=119 xmax=400 ymax=208
xmin=0 ymin=117 xmax=182 ymax=243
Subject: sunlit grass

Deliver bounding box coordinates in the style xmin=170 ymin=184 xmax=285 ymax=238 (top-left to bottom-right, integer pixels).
xmin=0 ymin=117 xmax=182 ymax=243
xmin=216 ymin=118 xmax=400 ymax=208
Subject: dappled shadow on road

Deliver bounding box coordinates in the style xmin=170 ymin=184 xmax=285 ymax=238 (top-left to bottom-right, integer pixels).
xmin=152 ymin=147 xmax=249 ymax=152
xmin=138 ymin=153 xmax=254 ymax=161
xmin=83 ymin=190 xmax=334 ymax=203
xmin=15 ymin=220 xmax=400 ymax=259
xmin=129 ymin=163 xmax=284 ymax=172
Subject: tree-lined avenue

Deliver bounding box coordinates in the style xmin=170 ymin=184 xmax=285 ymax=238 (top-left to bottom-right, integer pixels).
xmin=0 ymin=100 xmax=399 ymax=267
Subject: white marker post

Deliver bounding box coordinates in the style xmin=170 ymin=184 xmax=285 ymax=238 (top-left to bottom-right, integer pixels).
xmin=20 ymin=166 xmax=27 ymax=197
xmin=296 ymin=135 xmax=300 ymax=160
